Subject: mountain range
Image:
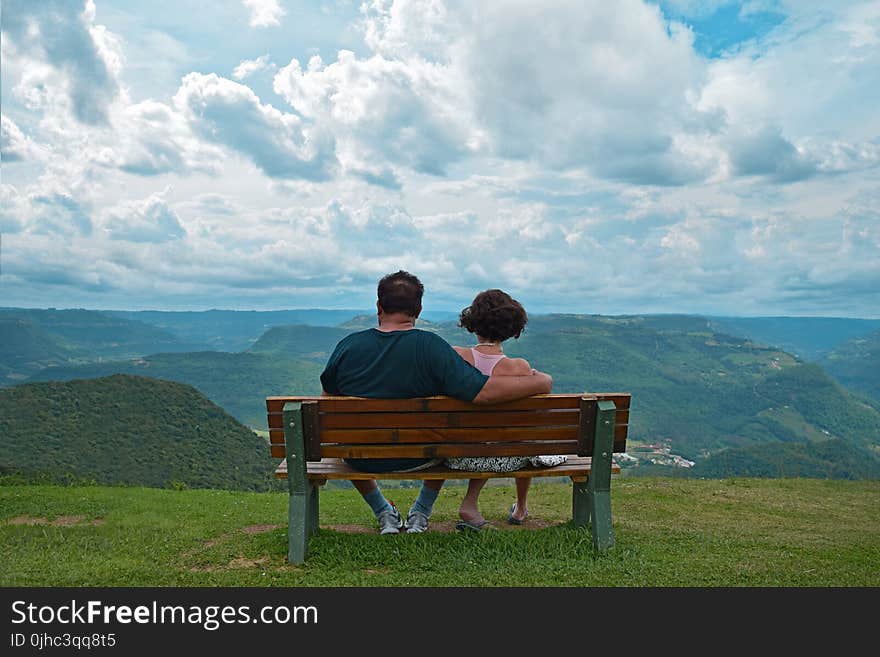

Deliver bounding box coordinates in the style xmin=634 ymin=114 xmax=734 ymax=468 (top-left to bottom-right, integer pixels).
xmin=2 ymin=307 xmax=878 ymax=483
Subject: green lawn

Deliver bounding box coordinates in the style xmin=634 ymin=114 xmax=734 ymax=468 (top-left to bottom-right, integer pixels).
xmin=1 ymin=478 xmax=878 ymax=586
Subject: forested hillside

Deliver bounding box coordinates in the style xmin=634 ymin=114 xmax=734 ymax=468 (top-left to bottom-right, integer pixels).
xmin=821 ymin=330 xmax=880 ymax=409
xmin=24 ymin=352 xmax=324 ymax=428
xmin=0 ymin=375 xmax=275 ymax=490
xmin=430 ymin=314 xmax=880 ymax=477
xmin=431 ymin=314 xmax=880 ymax=454
xmin=687 ymin=439 xmax=880 ymax=479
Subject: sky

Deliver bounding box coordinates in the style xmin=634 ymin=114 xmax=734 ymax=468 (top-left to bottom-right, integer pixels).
xmin=1 ymin=0 xmax=878 ymax=317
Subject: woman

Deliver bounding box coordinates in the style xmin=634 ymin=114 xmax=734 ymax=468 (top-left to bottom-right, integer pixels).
xmin=447 ymin=289 xmax=565 ymax=530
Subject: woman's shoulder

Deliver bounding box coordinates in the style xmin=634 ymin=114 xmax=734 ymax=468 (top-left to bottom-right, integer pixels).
xmin=493 ymin=356 xmax=531 ymax=375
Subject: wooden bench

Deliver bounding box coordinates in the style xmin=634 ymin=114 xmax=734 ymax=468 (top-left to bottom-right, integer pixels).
xmin=265 ymin=393 xmax=631 ymax=563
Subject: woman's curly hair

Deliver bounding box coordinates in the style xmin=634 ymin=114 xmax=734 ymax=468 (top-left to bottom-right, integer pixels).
xmin=459 ymin=289 xmax=528 ymax=342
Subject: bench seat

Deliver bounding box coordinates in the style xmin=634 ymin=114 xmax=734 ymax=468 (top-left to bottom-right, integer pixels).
xmin=274 ymin=456 xmax=621 ymax=482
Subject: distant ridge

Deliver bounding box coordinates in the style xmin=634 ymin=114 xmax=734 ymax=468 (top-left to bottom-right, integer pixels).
xmin=248 ymin=324 xmax=351 ymax=360
xmin=0 ymin=308 xmax=193 ymax=383
xmin=106 ymin=309 xmax=367 ymax=351
xmin=0 ymin=317 xmax=76 ymax=382
xmin=821 ymin=329 xmax=880 ymax=408
xmin=708 ymin=316 xmax=880 ymax=360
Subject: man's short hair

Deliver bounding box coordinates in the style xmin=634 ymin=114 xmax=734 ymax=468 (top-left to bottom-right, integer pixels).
xmin=377 ymin=270 xmax=424 ymax=317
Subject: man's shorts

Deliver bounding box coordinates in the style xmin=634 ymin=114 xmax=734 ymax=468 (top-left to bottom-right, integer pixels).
xmin=344 ymin=457 xmax=444 ymax=473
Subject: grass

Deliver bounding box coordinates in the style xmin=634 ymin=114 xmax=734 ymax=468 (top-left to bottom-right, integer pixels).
xmin=1 ymin=477 xmax=878 ymax=586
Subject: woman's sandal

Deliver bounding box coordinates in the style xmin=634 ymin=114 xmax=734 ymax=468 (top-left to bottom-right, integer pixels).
xmin=455 ymin=518 xmax=493 ymax=532
xmin=507 ymin=503 xmax=529 ymax=525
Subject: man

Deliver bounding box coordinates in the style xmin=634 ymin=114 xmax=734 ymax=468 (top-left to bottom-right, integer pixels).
xmin=320 ymin=270 xmax=553 ymax=534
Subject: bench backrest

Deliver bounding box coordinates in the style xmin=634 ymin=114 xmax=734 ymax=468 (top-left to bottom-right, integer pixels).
xmin=266 ymin=394 xmax=630 ymax=462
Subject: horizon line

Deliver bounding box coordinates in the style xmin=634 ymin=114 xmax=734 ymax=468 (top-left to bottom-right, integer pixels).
xmin=2 ymin=305 xmax=880 ymax=321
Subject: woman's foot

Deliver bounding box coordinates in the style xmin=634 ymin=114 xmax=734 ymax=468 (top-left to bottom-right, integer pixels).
xmin=458 ymin=502 xmax=486 ymax=528
xmin=508 ymin=502 xmax=529 ymax=524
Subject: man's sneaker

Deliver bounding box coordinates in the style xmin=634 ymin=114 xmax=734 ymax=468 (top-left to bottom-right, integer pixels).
xmin=405 ymin=510 xmax=430 ymax=534
xmin=377 ymin=503 xmax=404 ymax=535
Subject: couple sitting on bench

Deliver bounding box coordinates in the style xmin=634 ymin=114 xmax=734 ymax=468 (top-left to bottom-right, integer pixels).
xmin=320 ymin=270 xmax=564 ymax=534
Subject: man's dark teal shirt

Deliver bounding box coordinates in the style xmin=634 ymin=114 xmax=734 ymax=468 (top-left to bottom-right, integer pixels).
xmin=320 ymin=328 xmax=488 ymax=400
xmin=320 ymin=328 xmax=489 ymax=472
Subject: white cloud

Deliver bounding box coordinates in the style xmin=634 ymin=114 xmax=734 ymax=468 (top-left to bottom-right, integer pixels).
xmin=99 ymin=190 xmax=186 ymax=243
xmin=173 ymin=72 xmax=337 ymax=181
xmin=698 ymin=2 xmax=880 ymax=178
xmin=274 ymin=50 xmax=475 ymax=177
xmin=1 ymin=115 xmax=45 ymax=162
xmin=462 ymin=1 xmax=716 ymax=181
xmin=232 ymin=55 xmax=272 ymax=80
xmin=0 ymin=184 xmax=28 ymax=232
xmin=1 ymin=0 xmax=122 ymax=125
xmin=26 ymin=191 xmax=93 ymax=237
xmin=267 ymin=0 xmax=878 ymax=187
xmin=243 ymin=0 xmax=286 ymax=28
xmin=275 ymin=0 xmax=722 ymax=185
xmin=113 ymin=100 xmax=224 ymax=176
xmin=726 ymin=126 xmax=817 ymax=182
xmin=2 ymin=174 xmax=878 ymax=315
xmin=660 ymin=221 xmax=702 ymax=255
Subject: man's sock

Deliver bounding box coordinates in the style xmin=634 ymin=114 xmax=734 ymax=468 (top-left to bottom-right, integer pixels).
xmin=409 ymin=485 xmax=440 ymax=518
xmin=363 ymin=487 xmax=392 ymax=518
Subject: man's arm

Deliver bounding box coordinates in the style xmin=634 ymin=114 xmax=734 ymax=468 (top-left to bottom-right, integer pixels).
xmin=472 ymin=370 xmax=553 ymax=404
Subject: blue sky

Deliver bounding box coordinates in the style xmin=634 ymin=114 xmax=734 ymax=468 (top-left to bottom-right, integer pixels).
xmin=1 ymin=0 xmax=878 ymax=317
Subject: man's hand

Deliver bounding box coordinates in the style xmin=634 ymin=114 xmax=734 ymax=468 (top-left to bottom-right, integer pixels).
xmin=472 ymin=369 xmax=553 ymax=404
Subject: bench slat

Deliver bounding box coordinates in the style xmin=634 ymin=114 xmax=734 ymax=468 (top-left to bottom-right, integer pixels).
xmin=322 ymin=425 xmax=580 ymax=443
xmin=269 ymin=423 xmax=627 ymax=444
xmin=267 ymin=409 xmax=629 ymax=430
xmin=319 ymin=409 xmax=582 ymax=430
xmin=320 ymin=441 xmax=579 ymax=459
xmin=274 ymin=455 xmax=621 ymax=480
xmin=269 ymin=440 xmax=628 ymax=459
xmin=266 ymin=402 xmax=630 ymax=430
xmin=266 ymin=393 xmax=631 ymax=415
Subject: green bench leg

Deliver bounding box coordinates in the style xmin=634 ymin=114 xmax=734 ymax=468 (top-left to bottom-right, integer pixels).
xmin=573 ymin=479 xmax=612 ymax=551
xmin=575 ymin=399 xmax=617 ymax=552
xmin=288 ymin=492 xmax=309 ymax=564
xmin=572 ymin=480 xmax=591 ymax=528
xmin=284 ymin=402 xmax=313 ymax=564
xmin=287 ymin=483 xmax=320 ymax=564
xmin=307 ymin=483 xmax=320 ymax=537
xmin=589 ymin=489 xmax=614 ymax=552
